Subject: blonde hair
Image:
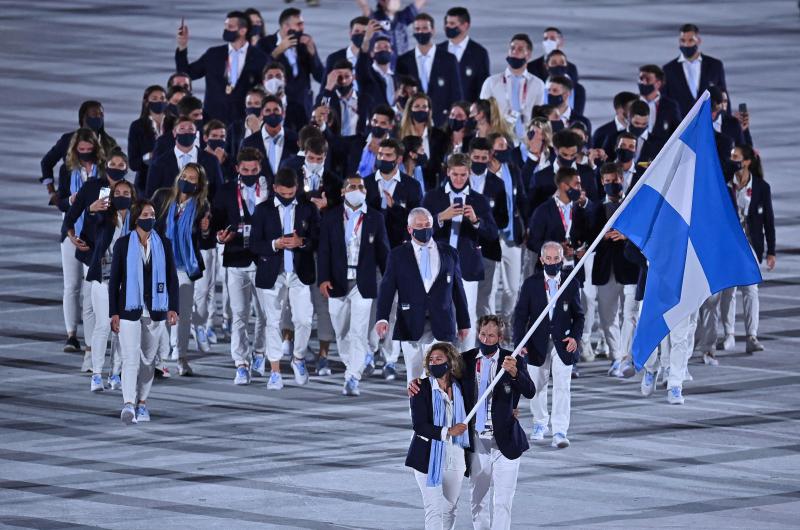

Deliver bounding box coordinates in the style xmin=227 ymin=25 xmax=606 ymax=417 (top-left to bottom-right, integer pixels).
xmin=65 ymin=128 xmax=106 ymax=171
xmin=424 ymin=342 xmax=464 ymax=379
xmin=399 ymin=93 xmax=433 ymax=139
xmin=160 ymin=162 xmax=209 ymax=221
xmin=528 ymin=117 xmax=553 ymax=159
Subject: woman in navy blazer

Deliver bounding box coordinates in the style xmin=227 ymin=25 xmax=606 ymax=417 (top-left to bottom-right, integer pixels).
xmin=109 ymin=200 xmax=179 ymax=424
xmin=406 ymin=342 xmax=471 ymax=530
xmin=128 ymin=85 xmax=167 ymax=196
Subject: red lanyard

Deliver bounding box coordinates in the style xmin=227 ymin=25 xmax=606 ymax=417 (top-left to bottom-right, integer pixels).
xmin=236 ymin=181 xmax=260 ymax=220
xmin=344 ymin=210 xmax=365 ymax=238
xmin=502 ymin=73 xmax=528 ymax=106
xmin=557 ymin=203 xmax=572 ymax=233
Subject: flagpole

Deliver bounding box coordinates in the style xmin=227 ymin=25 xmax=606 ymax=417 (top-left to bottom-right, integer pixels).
xmin=463 ymin=91 xmax=711 ymax=423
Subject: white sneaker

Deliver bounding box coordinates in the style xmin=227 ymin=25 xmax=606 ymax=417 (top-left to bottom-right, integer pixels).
xmin=667 ymin=386 xmax=685 ymax=404
xmin=90 ymin=374 xmax=104 ymax=392
xmin=608 ymin=360 xmax=622 ymax=377
xmin=267 ymin=371 xmax=284 ymax=390
xmin=640 ymin=371 xmax=656 ymax=397
xmin=233 ymin=366 xmax=250 ymax=385
xmin=703 ymin=353 xmax=719 ymax=366
xmin=552 ymin=432 xmax=570 ymax=449
xmin=595 ymin=337 xmax=609 ymax=358
xmin=291 ymin=359 xmax=309 ymax=385
xmin=530 ymin=422 xmax=548 ymax=441
xmin=281 ymin=339 xmax=293 ymax=358
xmin=722 ymin=333 xmax=735 ymax=351
xmin=177 ymin=358 xmax=193 ymax=376
xmin=120 ymin=404 xmax=137 ymax=425
xmin=81 ymin=350 xmax=93 ymax=373
xmin=251 ymin=355 xmax=266 ymax=377
xmin=746 ymin=335 xmax=764 ymax=353
xmin=195 ymin=326 xmax=211 ymax=353
xmin=580 ymin=339 xmax=596 ymax=362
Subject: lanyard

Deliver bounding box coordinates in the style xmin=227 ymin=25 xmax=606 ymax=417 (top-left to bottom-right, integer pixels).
xmin=502 ymin=73 xmax=528 ymax=109
xmin=236 ymin=181 xmax=260 ymax=220
xmin=557 ymin=203 xmax=572 ymax=233
xmin=544 ymin=278 xmax=560 ymax=304
xmin=344 ymin=210 xmax=365 ymax=238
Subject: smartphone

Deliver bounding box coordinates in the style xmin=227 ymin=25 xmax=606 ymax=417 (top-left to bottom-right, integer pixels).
xmin=180 ymin=17 xmax=185 ymax=29
xmin=98 ymin=187 xmax=111 ymax=201
xmin=738 ymin=102 xmax=748 ymax=115
xmin=224 ymin=224 xmax=234 ymax=232
xmin=453 ymin=197 xmax=464 ymax=208
xmin=378 ymin=20 xmax=391 ymax=32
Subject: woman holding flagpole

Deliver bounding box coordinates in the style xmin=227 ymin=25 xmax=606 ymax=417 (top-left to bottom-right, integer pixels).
xmin=406 ymin=342 xmax=470 ymax=530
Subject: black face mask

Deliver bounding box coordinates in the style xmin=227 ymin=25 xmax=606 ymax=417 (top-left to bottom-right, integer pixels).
xmin=412 ymin=227 xmax=433 ymax=243
xmin=550 ymin=119 xmax=565 ymax=133
xmin=543 ymin=261 xmax=563 ymax=277
xmin=85 ymin=116 xmax=104 ymax=132
xmin=557 ymin=155 xmax=574 ymax=168
xmin=223 ymin=29 xmax=239 ymax=43
xmin=166 ymin=103 xmax=179 ymax=116
xmin=506 ymin=56 xmax=526 ymax=69
xmin=471 ymin=161 xmax=487 ymax=175
xmin=245 ymin=106 xmax=261 ymax=116
xmin=178 ymin=179 xmax=197 ymax=195
xmin=548 ymin=65 xmax=568 ymax=77
xmin=397 ymin=96 xmax=409 ymax=110
xmin=415 ymin=153 xmax=429 ymax=167
xmin=176 ymin=132 xmax=196 ymax=148
xmin=477 ymin=340 xmax=497 ymax=357
xmin=374 ymin=50 xmax=393 ymax=65
xmin=106 ymin=168 xmax=127 ymax=182
xmin=448 ymin=118 xmax=465 ymax=131
xmin=288 ymin=29 xmax=303 ymax=41
xmin=429 ymin=362 xmax=449 ymax=379
xmin=411 ymin=110 xmax=429 ymax=123
xmin=263 ymin=114 xmax=283 ymax=128
xmin=413 ymin=32 xmax=432 ymax=45
xmin=351 ymin=33 xmax=365 ymax=48
xmin=336 ymin=83 xmax=353 ymax=97
xmin=445 ymin=26 xmax=461 ymax=39
xmin=276 ymin=194 xmax=296 ymax=206
xmin=566 ymin=187 xmax=581 ymax=202
xmin=604 ymin=182 xmax=623 ymax=197
xmin=549 ymin=93 xmax=564 ymax=107
xmin=207 ymin=139 xmax=225 ymax=151
xmin=240 ymin=174 xmax=259 ymax=187
xmin=731 ymin=160 xmax=744 ymax=172
xmin=377 ymin=159 xmax=396 ymax=173
xmin=111 ymin=196 xmax=131 ymax=210
xmin=371 ymin=125 xmax=388 ymax=138
xmin=629 ymin=124 xmax=647 ymax=137
xmin=77 ymin=151 xmax=96 ymax=163
xmin=680 ymin=45 xmax=698 ymax=59
xmin=148 ymin=101 xmax=167 ymax=114
xmin=466 ymin=117 xmax=477 ymax=130
xmin=251 ymin=24 xmax=264 ymax=38
xmin=136 ymin=218 xmax=155 ymax=232
xmin=638 ymin=82 xmax=656 ymax=97
xmin=616 ymin=148 xmax=635 ymax=163
xmin=494 ymin=149 xmax=510 ymax=163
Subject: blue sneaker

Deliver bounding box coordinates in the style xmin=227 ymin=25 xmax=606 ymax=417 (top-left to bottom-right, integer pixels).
xmin=608 ymin=359 xmax=622 ymax=377
xmin=234 ymin=366 xmax=250 ymax=385
xmin=90 ymin=374 xmax=104 ymax=392
xmin=383 ymin=362 xmax=397 ymax=381
xmin=206 ymin=327 xmax=218 ymax=345
xmin=136 ymin=404 xmax=150 ymax=422
xmin=291 ymin=359 xmax=309 ymax=385
xmin=342 ymin=376 xmax=361 ymax=396
xmin=667 ymin=386 xmax=685 ymax=405
xmin=641 ymin=371 xmax=656 ymax=397
xmin=316 ymin=356 xmax=332 ymax=376
xmin=552 ymin=432 xmax=570 ymax=449
xmin=107 ymin=374 xmax=122 ymax=390
xmin=363 ymin=353 xmax=375 ymax=377
xmin=251 ymin=355 xmax=266 ymax=377
xmin=267 ymin=371 xmax=284 ymax=390
xmin=120 ymin=404 xmax=136 ymax=425
xmin=195 ymin=326 xmax=210 ymax=353
xmin=530 ymin=422 xmax=548 ymax=441
xmin=619 ymin=359 xmax=635 ymax=378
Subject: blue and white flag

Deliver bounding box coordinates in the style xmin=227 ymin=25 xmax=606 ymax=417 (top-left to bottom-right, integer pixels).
xmin=612 ymin=92 xmax=762 ymax=369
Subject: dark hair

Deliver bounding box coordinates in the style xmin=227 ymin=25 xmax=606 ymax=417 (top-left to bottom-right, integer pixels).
xmin=473 ymin=98 xmax=492 ymax=121
xmin=445 ymin=7 xmax=470 ymax=24
xmin=553 ymin=130 xmax=580 ymax=149
xmin=341 ymin=174 xmax=364 ymax=188
xmin=263 ymin=61 xmax=287 ymax=76
xmin=544 ymin=26 xmax=563 ymax=36
xmin=379 ymin=138 xmax=403 ymax=157
xmin=167 ymin=72 xmax=191 ymax=89
xmin=372 ymin=35 xmax=392 ymax=48
xmin=545 ymin=49 xmax=567 ymax=64
xmin=486 ymin=131 xmax=512 ymax=150
xmin=246 ymin=87 xmax=267 ymax=101
xmin=305 ymin=136 xmax=328 ymax=156
xmin=555 ymin=166 xmax=578 ymax=186
xmin=510 ymin=33 xmax=533 ymax=51
xmin=613 ymin=91 xmax=639 ymax=110
xmin=177 ymin=95 xmax=203 ymax=117
xmin=736 ymin=144 xmax=764 ymax=180
xmin=130 ymin=199 xmax=156 ymax=226
xmin=226 ymin=10 xmax=251 ymax=33
xmin=279 ymin=7 xmax=301 ymax=26
xmin=599 ymin=162 xmax=622 ymax=177
xmin=262 ymin=94 xmax=284 ymax=110
xmin=615 ymin=131 xmax=637 ymax=147
xmin=350 ymin=16 xmax=370 ymax=29
xmin=333 ymin=59 xmax=354 ymax=71
xmin=372 ymin=104 xmax=395 ymax=123
xmin=401 ymin=135 xmax=423 ymax=162
xmin=680 ymin=23 xmax=700 ymax=34
xmin=397 ymin=75 xmax=420 ymax=90
xmin=203 ymin=119 xmax=226 ymax=136
xmin=639 ymin=64 xmax=665 ymax=82
xmin=549 ymin=74 xmax=573 ymax=91
xmin=139 ymin=85 xmax=167 ymax=121
xmin=166 ymin=85 xmax=188 ymax=102
xmin=107 ymin=148 xmax=129 ymax=167
xmin=237 ymin=146 xmax=263 ymax=164
xmin=274 ymin=168 xmax=298 ymax=188
xmin=532 ymin=104 xmax=556 ymax=120
xmin=298 ymin=125 xmax=324 ymax=150
xmin=414 ymin=12 xmax=435 ymax=28
xmin=629 ymin=100 xmax=650 ymax=118
xmin=477 ymin=315 xmax=506 ymax=338
xmin=469 ymin=137 xmax=491 ymax=153
xmin=78 ymin=100 xmax=103 ymax=127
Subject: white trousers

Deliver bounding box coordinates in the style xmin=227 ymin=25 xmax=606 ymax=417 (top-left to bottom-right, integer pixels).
xmin=469 ymin=436 xmax=520 ymax=530
xmin=476 ymin=258 xmax=497 ymax=318
xmin=119 ymin=317 xmax=163 ymax=404
xmin=414 ymin=469 xmax=463 ymax=530
xmin=227 ymin=266 xmax=266 ymax=366
xmin=257 ymin=272 xmax=312 ymax=362
xmin=695 ymin=293 xmax=721 ymax=353
xmin=644 ymin=311 xmax=697 ymax=389
xmin=218 ymin=246 xmax=232 ymax=324
xmin=496 ymin=241 xmax=522 ymax=322
xmin=720 ymin=285 xmax=759 ymax=337
xmin=580 ymin=254 xmax=599 ymax=345
xmin=90 ymin=280 xmax=121 ymax=375
xmin=193 ymin=248 xmax=217 ymax=329
xmin=169 ymin=271 xmax=195 ymax=359
xmin=371 ymin=294 xmax=401 ymax=363
xmin=60 ymin=240 xmax=96 ymax=343
xmin=329 ymin=286 xmax=372 ymax=380
xmin=461 ymin=279 xmax=479 ymax=351
xmin=527 ymin=344 xmax=572 ymax=435
xmin=401 ymin=325 xmax=436 ymax=385
xmin=596 ymin=277 xmax=639 ymax=361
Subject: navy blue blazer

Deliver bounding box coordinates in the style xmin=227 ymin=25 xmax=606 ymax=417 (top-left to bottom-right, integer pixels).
xmin=85 ymin=210 xmax=128 ymax=283
xmin=651 ymin=95 xmax=682 ymax=136
xmin=324 ymin=47 xmax=349 ymax=79
xmin=315 ymin=88 xmax=373 ymax=138
xmin=528 ymin=56 xmax=579 ymax=82
xmin=278 ymin=156 xmax=343 ymax=209
xmin=396 ymin=48 xmax=463 ymax=127
xmin=60 ymin=177 xmax=110 ymax=260
xmin=718 ymin=113 xmax=747 ymax=147
xmin=355 ymin=53 xmax=397 ymax=111
xmin=108 ymin=232 xmax=180 ymax=322
xmin=513 ymin=271 xmax=585 ymax=367
xmin=592 ymin=120 xmax=624 ymax=160
xmin=151 ymin=189 xmax=212 ymax=281
xmin=376 ymin=242 xmax=470 ymax=341
xmin=528 ymin=162 xmax=598 ymax=212
xmin=127 ymin=118 xmax=158 ymax=195
xmin=145 ymin=148 xmax=223 ymax=201
xmin=317 ymin=205 xmax=390 ymax=299
xmin=461 ymin=347 xmax=536 ymax=461
xmin=406 ymin=376 xmax=471 ymax=476
xmin=364 ymin=172 xmax=423 ymax=248
xmin=474 ymin=172 xmax=508 ymax=262
xmin=249 ymin=197 xmax=320 ymax=289
xmin=422 ymin=187 xmax=498 ymax=282
xmin=437 ymin=38 xmax=490 ymax=103
xmin=421 ymin=127 xmax=450 ymax=191
xmin=175 ymin=44 xmax=268 ymax=123
xmin=526 ymin=197 xmax=591 ymax=255
xmin=727 ymin=176 xmax=775 ymax=263
xmin=587 ymin=200 xmax=640 ymax=285
xmin=662 ymin=54 xmax=727 ymax=117
xmin=41 ymin=130 xmax=117 ymax=188
xmin=239 ymin=128 xmax=299 ymax=182
xmin=211 ymin=179 xmax=264 ymax=268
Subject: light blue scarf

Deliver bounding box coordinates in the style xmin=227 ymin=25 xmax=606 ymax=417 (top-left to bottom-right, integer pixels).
xmin=357 ymin=143 xmax=376 ymax=177
xmin=70 ymin=165 xmax=98 ymax=236
xmin=499 ymin=163 xmax=515 ymax=240
xmin=427 ymin=377 xmax=469 ymax=487
xmin=166 ymin=199 xmax=199 ymax=276
xmin=125 ymin=231 xmax=168 ymax=312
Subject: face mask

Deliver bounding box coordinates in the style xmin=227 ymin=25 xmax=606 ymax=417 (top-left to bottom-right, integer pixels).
xmin=251 ymin=24 xmax=264 ymax=38
xmin=415 ymin=153 xmax=428 ymax=167
xmin=471 ymin=161 xmax=487 ymax=175
xmin=85 ymin=116 xmax=104 ymax=132
xmin=377 ymin=159 xmax=396 ymax=173
xmin=413 ymin=32 xmax=432 ymax=45
xmin=543 ymin=261 xmax=562 ymax=277
xmin=166 ymin=103 xmax=179 ymax=116
xmin=176 ymin=132 xmax=196 ymax=148
xmin=397 ymin=96 xmax=409 ymax=110
xmin=136 ymin=218 xmax=155 ymax=232
xmin=240 ymin=174 xmax=259 ymax=187
xmin=549 ymin=93 xmax=564 ymax=107
xmin=550 ymin=119 xmax=565 ymax=133
xmin=112 ymin=196 xmax=131 ymax=210
xmin=179 ymin=179 xmax=197 ymax=194
xmin=449 ymin=180 xmax=467 ymax=193
xmin=351 ymin=33 xmax=365 ymax=48
xmin=106 ymin=168 xmax=127 ymax=182
xmin=506 ymin=55 xmax=526 ymax=70
xmin=371 ymin=125 xmax=388 ymax=138
xmin=638 ymin=82 xmax=656 ymax=97
xmin=548 ymin=65 xmax=568 ymax=77
xmin=264 ymin=77 xmax=285 ymax=94
xmin=429 ymin=362 xmax=449 ymax=379
xmin=493 ymin=149 xmax=510 ymax=163
xmin=194 ymin=119 xmax=204 ymax=131
xmin=448 ymin=118 xmax=465 ymax=131
xmin=445 ymin=26 xmax=461 ymax=39
xmin=604 ymin=182 xmax=623 ymax=196
xmin=207 ymin=139 xmax=225 ymax=151
xmin=148 ymin=101 xmax=167 ymax=114
xmin=276 ymin=194 xmax=295 ymax=206
xmin=557 ymin=155 xmax=574 ymax=168
xmin=305 ymin=160 xmax=324 ymax=174
xmin=566 ymin=187 xmax=581 ymax=202
xmin=345 ymin=189 xmax=366 ymax=207
xmin=477 ymin=339 xmax=497 ymax=356
xmin=542 ymin=39 xmax=559 ymax=55
xmin=288 ymin=29 xmax=303 ymax=40
xmin=629 ymin=124 xmax=647 ymax=137
xmin=466 ymin=117 xmax=477 ymax=130
xmin=245 ymin=106 xmax=261 ymax=116
xmin=411 ymin=110 xmax=429 ymax=123
xmin=336 ymin=83 xmax=353 ymax=96
xmin=412 ymin=227 xmax=433 ymax=243
xmin=374 ymin=50 xmax=393 ymax=65
xmin=223 ymin=29 xmax=239 ymax=43
xmin=263 ymin=114 xmax=283 ymax=128
xmin=616 ymin=148 xmax=635 ymax=163
xmin=680 ymin=45 xmax=698 ymax=59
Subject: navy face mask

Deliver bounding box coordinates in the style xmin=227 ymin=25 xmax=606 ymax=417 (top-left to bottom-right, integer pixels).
xmin=445 ymin=26 xmax=461 ymax=39
xmin=223 ymin=29 xmax=239 ymax=43
xmin=494 ymin=149 xmax=510 ymax=163
xmin=179 ymin=179 xmax=197 ymax=195
xmin=557 ymin=155 xmax=574 ymax=168
xmin=371 ymin=125 xmax=388 ymax=138
xmin=549 ymin=93 xmax=564 ymax=107
xmin=616 ymin=148 xmax=635 ymax=163
xmin=412 ymin=227 xmax=433 ymax=243
xmin=276 ymin=194 xmax=296 ymax=206
xmin=85 ymin=116 xmax=104 ymax=132
xmin=466 ymin=117 xmax=477 ymax=130
xmin=351 ymin=33 xmax=365 ymax=48
xmin=207 ymin=139 xmax=226 ymax=151
xmin=148 ymin=101 xmax=167 ymax=114
xmin=638 ymin=82 xmax=656 ymax=97
xmin=604 ymin=182 xmax=623 ymax=197
xmin=680 ymin=45 xmax=698 ymax=59
xmin=112 ymin=196 xmax=131 ymax=210
xmin=136 ymin=218 xmax=155 ymax=232
xmin=374 ymin=50 xmax=393 ymax=65
xmin=629 ymin=124 xmax=647 ymax=137
xmin=550 ymin=119 xmax=565 ymax=133
xmin=470 ymin=161 xmax=487 ymax=175
xmin=251 ymin=24 xmax=264 ymax=38
xmin=548 ymin=65 xmax=568 ymax=77
xmin=411 ymin=110 xmax=429 ymax=123
xmin=415 ymin=153 xmax=429 ymax=167
xmin=448 ymin=118 xmax=465 ymax=131
xmin=413 ymin=32 xmax=432 ymax=45
xmin=731 ymin=160 xmax=744 ymax=172
xmin=543 ymin=261 xmax=563 ymax=277
xmin=240 ymin=174 xmax=259 ymax=187
xmin=566 ymin=187 xmax=581 ymax=202
xmin=429 ymin=362 xmax=449 ymax=378
xmin=245 ymin=106 xmax=261 ymax=116
xmin=176 ymin=132 xmax=196 ymax=148
xmin=77 ymin=151 xmax=96 ymax=162
xmin=477 ymin=340 xmax=497 ymax=356
xmin=506 ymin=55 xmax=526 ymax=69
xmin=263 ymin=114 xmax=283 ymax=128
xmin=106 ymin=168 xmax=127 ymax=182
xmin=377 ymin=159 xmax=396 ymax=173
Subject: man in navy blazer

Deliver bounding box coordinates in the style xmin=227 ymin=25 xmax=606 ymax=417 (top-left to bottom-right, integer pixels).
xmin=514 ymin=243 xmax=583 ymax=448
xmin=323 ymin=16 xmax=368 ymax=85
xmin=592 ymin=91 xmax=638 ymax=160
xmin=318 ymin=176 xmax=390 ymax=396
xmin=375 ymin=207 xmax=471 ymax=383
xmin=527 ymin=27 xmax=580 ymax=82
xmin=239 ymin=95 xmax=299 ymax=183
xmin=355 ymin=32 xmax=397 ymax=112
xmin=175 ymin=11 xmax=268 ymax=124
xmin=661 ymin=24 xmax=727 ymax=117
xmin=396 ymin=13 xmax=463 ymax=127
xmin=423 ymin=154 xmax=498 ymax=349
xmin=146 ymin=117 xmax=223 ymax=199
xmin=316 ymin=59 xmax=372 ymax=137
xmin=250 ymin=168 xmax=319 ymax=390
xmin=638 ymin=64 xmax=682 ymax=136
xmin=529 ymin=129 xmax=598 ymax=210
xmin=438 ymin=7 xmax=490 ymax=103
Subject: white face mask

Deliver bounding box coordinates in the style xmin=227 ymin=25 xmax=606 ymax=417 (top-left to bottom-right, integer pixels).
xmin=264 ymin=77 xmax=285 ymax=95
xmin=345 ymin=189 xmax=366 ymax=207
xmin=305 ymin=160 xmax=324 ymax=175
xmin=542 ymin=39 xmax=559 ymax=55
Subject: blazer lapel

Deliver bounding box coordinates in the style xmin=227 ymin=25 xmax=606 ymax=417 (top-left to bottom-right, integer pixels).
xmin=405 ymin=243 xmax=428 ymax=292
